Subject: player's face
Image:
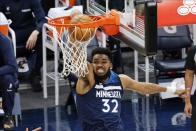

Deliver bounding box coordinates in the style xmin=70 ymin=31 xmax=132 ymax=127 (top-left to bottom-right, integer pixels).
xmin=92 ymin=54 xmax=112 ymax=77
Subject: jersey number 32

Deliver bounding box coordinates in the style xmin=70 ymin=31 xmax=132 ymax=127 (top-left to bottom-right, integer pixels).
xmin=102 ymin=99 xmax=118 ymax=113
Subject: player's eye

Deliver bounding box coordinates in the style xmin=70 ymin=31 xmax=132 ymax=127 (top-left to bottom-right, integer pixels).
xmin=102 ymin=61 xmax=107 ymax=64
xmin=93 ymin=61 xmax=98 ymax=64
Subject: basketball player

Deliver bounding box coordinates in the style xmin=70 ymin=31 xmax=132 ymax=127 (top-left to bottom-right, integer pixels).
xmin=76 ymin=47 xmax=185 ymax=131
xmin=184 ymin=45 xmax=196 ymax=131
xmin=0 ymin=33 xmax=18 ymax=130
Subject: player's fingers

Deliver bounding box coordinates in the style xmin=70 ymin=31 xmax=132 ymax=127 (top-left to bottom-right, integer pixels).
xmin=27 ymin=40 xmax=35 ymax=49
xmin=184 ymin=108 xmax=190 ymax=118
xmin=179 ymin=93 xmax=186 ymax=98
xmin=178 ymin=90 xmax=185 ymax=95
xmin=26 ymin=40 xmax=31 ymax=49
xmin=189 ymin=107 xmax=192 ymax=117
xmin=28 ymin=41 xmax=33 ymax=49
xmin=185 ymin=108 xmax=192 ymax=118
xmin=29 ymin=39 xmax=35 ymax=49
xmin=25 ymin=128 xmax=29 ymax=131
xmin=29 ymin=37 xmax=37 ymax=49
xmin=31 ymin=40 xmax=36 ymax=49
xmin=185 ymin=111 xmax=188 ymax=117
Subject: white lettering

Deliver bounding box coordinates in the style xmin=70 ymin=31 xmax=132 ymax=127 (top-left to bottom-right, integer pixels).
xmin=177 ymin=0 xmax=196 ymax=15
xmin=96 ymin=91 xmax=121 ymax=98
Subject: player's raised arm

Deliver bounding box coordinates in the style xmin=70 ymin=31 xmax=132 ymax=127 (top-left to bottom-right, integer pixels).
xmin=119 ymin=74 xmax=185 ymax=96
xmin=76 ymin=62 xmax=95 ymax=94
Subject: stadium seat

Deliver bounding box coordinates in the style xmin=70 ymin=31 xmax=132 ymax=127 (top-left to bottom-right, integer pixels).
xmin=154 ymin=25 xmax=193 ymax=82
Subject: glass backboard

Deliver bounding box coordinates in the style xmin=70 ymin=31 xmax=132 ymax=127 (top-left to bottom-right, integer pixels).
xmin=86 ymin=0 xmax=109 ymax=15
xmin=84 ymin=0 xmax=157 ymax=56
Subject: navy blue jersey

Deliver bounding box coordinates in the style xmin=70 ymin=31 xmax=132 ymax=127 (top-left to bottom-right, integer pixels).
xmin=76 ymin=70 xmax=124 ymax=131
xmin=0 ymin=0 xmax=46 ymax=32
xmin=0 ymin=33 xmax=17 ymax=76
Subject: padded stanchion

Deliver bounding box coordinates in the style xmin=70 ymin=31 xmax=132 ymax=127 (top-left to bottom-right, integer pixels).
xmin=158 ymin=0 xmax=196 ymax=26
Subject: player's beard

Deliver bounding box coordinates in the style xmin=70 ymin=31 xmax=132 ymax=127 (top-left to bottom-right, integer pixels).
xmin=94 ymin=69 xmax=111 ymax=83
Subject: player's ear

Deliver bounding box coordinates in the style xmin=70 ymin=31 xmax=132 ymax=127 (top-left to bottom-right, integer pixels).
xmin=110 ymin=63 xmax=113 ymax=69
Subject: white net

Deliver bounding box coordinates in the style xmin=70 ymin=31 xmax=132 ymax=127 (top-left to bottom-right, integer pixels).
xmin=52 ymin=25 xmax=97 ymax=77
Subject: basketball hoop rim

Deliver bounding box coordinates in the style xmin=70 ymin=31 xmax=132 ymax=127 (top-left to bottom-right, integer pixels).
xmin=48 ymin=10 xmax=120 ymax=36
xmin=48 ymin=15 xmax=103 ymax=28
xmin=48 ymin=9 xmax=120 ymax=28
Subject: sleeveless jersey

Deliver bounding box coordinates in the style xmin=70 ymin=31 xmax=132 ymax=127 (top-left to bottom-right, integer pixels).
xmin=76 ymin=70 xmax=124 ymax=131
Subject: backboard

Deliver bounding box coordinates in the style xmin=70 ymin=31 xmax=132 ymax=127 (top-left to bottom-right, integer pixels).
xmin=84 ymin=0 xmax=157 ymax=56
xmin=86 ymin=0 xmax=109 ymax=15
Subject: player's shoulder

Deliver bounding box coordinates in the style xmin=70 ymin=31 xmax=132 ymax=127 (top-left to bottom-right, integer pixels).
xmin=118 ymin=74 xmax=134 ymax=89
xmin=118 ymin=74 xmax=135 ymax=82
xmin=118 ymin=74 xmax=129 ymax=81
xmin=119 ymin=74 xmax=128 ymax=78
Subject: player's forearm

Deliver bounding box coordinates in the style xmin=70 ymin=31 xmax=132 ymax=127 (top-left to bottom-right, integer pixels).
xmin=185 ymin=87 xmax=191 ymax=104
xmin=121 ymin=75 xmax=167 ymax=94
xmin=185 ymin=70 xmax=194 ymax=104
xmin=134 ymin=82 xmax=166 ymax=95
xmin=76 ymin=78 xmax=88 ymax=93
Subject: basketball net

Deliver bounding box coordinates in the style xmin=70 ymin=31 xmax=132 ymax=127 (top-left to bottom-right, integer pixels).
xmin=52 ymin=25 xmax=97 ymax=77
xmin=48 ymin=10 xmax=120 ymax=77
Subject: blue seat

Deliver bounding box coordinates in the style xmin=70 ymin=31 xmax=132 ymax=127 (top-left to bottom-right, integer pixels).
xmin=155 ymin=59 xmax=186 ymax=72
xmin=154 ymin=25 xmax=192 ymax=80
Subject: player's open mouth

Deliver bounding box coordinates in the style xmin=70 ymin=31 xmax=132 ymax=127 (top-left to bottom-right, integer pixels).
xmin=97 ymin=69 xmax=104 ymax=73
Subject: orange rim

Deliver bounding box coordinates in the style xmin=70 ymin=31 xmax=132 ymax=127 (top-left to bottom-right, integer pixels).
xmin=48 ymin=10 xmax=120 ymax=36
xmin=48 ymin=15 xmax=102 ymax=28
xmin=48 ymin=10 xmax=120 ymax=29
